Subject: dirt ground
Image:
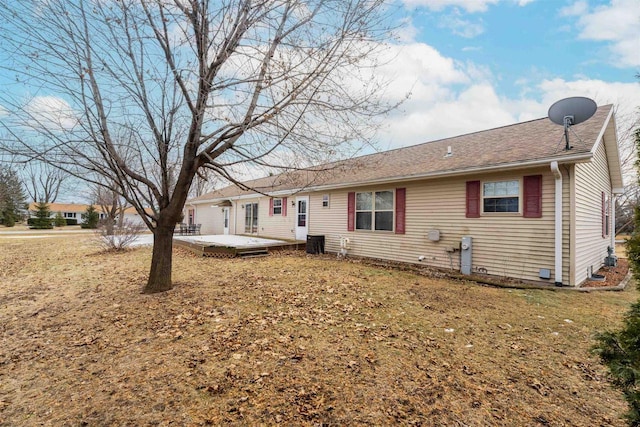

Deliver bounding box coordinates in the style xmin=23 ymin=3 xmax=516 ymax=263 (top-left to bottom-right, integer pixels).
xmin=0 ymin=236 xmax=636 ymax=426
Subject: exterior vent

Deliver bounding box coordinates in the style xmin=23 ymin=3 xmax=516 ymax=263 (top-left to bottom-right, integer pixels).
xmin=539 ymin=268 xmax=551 ymax=280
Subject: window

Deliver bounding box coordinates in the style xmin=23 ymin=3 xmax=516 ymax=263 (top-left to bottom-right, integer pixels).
xmin=356 ymin=190 xmax=393 ymax=231
xmin=244 ymin=203 xmax=258 ymax=233
xmin=483 ymin=180 xmax=519 ymax=213
xmin=322 ymin=194 xmax=330 ymax=208
xmin=63 ymin=212 xmax=76 ymax=219
xmin=269 ymin=197 xmax=287 ymax=216
xmin=272 ymin=198 xmax=282 ymax=215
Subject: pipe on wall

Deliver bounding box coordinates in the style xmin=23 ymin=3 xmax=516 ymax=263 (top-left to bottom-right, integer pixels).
xmin=550 ymin=161 xmax=563 ymax=286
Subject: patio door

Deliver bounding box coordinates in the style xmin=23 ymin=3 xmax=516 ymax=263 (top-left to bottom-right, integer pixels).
xmin=222 ymin=207 xmax=230 ymax=235
xmin=295 ymin=196 xmax=309 ymax=241
xmin=244 ymin=202 xmax=258 ymax=234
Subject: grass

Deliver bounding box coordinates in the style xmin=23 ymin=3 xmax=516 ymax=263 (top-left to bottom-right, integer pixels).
xmin=0 ymin=236 xmax=636 ymax=426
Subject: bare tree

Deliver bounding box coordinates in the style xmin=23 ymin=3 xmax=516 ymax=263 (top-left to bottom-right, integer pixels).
xmin=189 ymin=168 xmax=220 ymax=199
xmin=0 ymin=0 xmax=398 ymax=293
xmin=93 ymin=185 xmax=127 ymax=235
xmin=23 ymin=162 xmax=68 ymax=203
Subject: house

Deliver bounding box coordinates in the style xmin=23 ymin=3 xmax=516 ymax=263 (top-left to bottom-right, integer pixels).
xmin=28 ymin=202 xmax=107 ymax=223
xmin=119 ymin=206 xmax=152 ymax=226
xmin=185 ymin=104 xmax=623 ymax=287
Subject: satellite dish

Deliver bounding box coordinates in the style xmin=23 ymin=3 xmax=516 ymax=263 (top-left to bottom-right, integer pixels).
xmin=548 ymin=97 xmax=597 ymax=150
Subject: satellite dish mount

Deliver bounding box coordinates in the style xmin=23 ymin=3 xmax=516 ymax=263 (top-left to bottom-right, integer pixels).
xmin=548 ymin=97 xmax=597 ymax=151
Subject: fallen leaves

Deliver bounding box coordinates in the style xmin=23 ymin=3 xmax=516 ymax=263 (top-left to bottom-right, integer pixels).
xmin=0 ymin=237 xmax=634 ymax=426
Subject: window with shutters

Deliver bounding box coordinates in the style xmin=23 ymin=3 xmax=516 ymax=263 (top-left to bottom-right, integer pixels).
xmin=272 ymin=198 xmax=282 ymax=215
xmin=467 ymin=176 xmax=541 ymax=217
xmin=355 ymin=190 xmax=393 ymax=231
xmin=483 ymin=180 xmax=520 ymax=213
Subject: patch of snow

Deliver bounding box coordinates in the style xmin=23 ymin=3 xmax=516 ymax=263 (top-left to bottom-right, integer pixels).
xmin=176 ymin=234 xmax=287 ymax=247
xmin=129 ymin=234 xmax=289 ymax=249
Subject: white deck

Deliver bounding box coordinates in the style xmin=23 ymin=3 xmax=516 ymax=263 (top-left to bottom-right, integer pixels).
xmin=176 ymin=234 xmax=288 ymax=248
xmin=132 ymin=234 xmax=288 ymax=248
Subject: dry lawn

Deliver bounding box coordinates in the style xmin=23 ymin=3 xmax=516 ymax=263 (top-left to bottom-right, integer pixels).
xmin=0 ymin=236 xmax=636 ymax=426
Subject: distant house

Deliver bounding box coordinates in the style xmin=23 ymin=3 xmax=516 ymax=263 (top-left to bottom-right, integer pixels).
xmin=118 ymin=206 xmax=152 ymax=226
xmin=185 ymin=104 xmax=623 ymax=287
xmin=28 ymin=202 xmax=107 ymax=223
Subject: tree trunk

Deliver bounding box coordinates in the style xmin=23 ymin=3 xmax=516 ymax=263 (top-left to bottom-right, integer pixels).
xmin=143 ymin=224 xmax=175 ymax=293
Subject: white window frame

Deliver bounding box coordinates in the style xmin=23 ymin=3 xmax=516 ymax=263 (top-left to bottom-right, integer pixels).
xmin=272 ymin=198 xmax=282 ymax=215
xmin=245 ymin=202 xmax=258 ymax=233
xmin=355 ymin=190 xmax=394 ymax=232
xmin=322 ymin=194 xmax=330 ymax=208
xmin=482 ymin=179 xmax=521 ymax=214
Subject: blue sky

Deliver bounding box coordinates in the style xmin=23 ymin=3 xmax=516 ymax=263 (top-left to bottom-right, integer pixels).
xmin=0 ymin=0 xmax=638 ymax=202
xmin=372 ymin=0 xmax=639 ymax=150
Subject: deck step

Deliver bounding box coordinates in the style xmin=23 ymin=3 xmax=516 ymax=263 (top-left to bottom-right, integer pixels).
xmin=237 ymin=249 xmax=269 ymax=258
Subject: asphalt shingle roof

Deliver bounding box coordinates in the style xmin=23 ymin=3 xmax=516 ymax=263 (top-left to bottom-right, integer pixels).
xmin=191 ymin=104 xmax=612 ymax=202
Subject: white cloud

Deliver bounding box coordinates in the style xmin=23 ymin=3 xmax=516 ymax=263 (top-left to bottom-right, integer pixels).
xmin=401 ymin=0 xmax=500 ymax=13
xmin=571 ymin=0 xmax=640 ymax=67
xmin=438 ymin=12 xmax=485 ymax=38
xmin=401 ymin=0 xmax=532 ymax=13
xmin=559 ymin=0 xmax=588 ymax=17
xmin=366 ymin=40 xmax=640 ymax=157
xmin=535 ymin=77 xmax=640 ymax=131
xmin=394 ymin=17 xmax=420 ymax=43
xmin=24 ymin=96 xmax=78 ymax=132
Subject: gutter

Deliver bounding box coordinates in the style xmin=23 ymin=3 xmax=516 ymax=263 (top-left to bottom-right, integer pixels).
xmin=550 ymin=161 xmax=563 ymax=286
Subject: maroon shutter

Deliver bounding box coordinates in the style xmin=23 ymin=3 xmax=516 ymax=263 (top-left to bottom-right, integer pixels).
xmin=395 ymin=188 xmax=406 ymax=234
xmin=466 ymin=181 xmax=480 ymax=218
xmin=282 ymin=197 xmax=287 ymax=217
xmin=347 ymin=192 xmax=355 ymax=231
xmin=602 ymin=192 xmax=606 ymax=238
xmin=269 ymin=198 xmax=274 ymax=216
xmin=523 ymin=175 xmax=542 ymax=218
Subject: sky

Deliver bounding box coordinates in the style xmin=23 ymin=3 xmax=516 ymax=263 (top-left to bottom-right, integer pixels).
xmin=373 ymin=0 xmax=640 ymax=151
xmin=0 ymin=0 xmax=639 ymax=203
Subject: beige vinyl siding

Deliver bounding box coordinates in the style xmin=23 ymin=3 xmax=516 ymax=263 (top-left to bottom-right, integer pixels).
xmin=560 ymin=165 xmax=576 ymax=286
xmin=233 ymin=198 xmax=260 ymax=235
xmin=259 ymin=197 xmax=296 ymax=240
xmin=573 ymin=141 xmax=612 ymax=285
xmin=309 ymin=168 xmax=560 ymax=284
xmin=193 ymin=204 xmax=224 ymax=234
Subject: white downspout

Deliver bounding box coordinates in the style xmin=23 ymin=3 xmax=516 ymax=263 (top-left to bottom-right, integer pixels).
xmin=611 ymin=194 xmax=617 ymax=253
xmin=550 ymin=161 xmax=563 ymax=286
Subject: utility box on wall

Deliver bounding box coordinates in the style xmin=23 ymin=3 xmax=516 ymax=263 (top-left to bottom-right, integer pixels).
xmin=460 ymin=236 xmax=472 ymax=275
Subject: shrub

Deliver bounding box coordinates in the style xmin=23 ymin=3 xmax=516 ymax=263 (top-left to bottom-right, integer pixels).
xmin=54 ymin=212 xmax=66 ymax=227
xmin=95 ymin=220 xmax=146 ymax=251
xmin=81 ymin=205 xmax=99 ymax=229
xmin=30 ymin=202 xmax=53 ymax=229
xmin=3 ymin=212 xmax=16 ymax=227
xmin=594 ymin=302 xmax=640 ymax=425
xmin=593 ymin=127 xmax=640 ymax=425
xmin=65 ymin=218 xmax=78 ymax=226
